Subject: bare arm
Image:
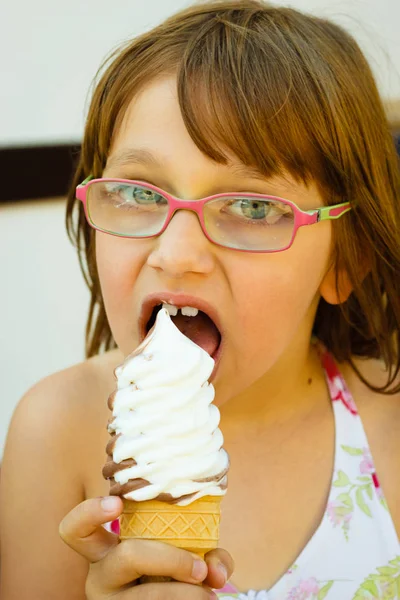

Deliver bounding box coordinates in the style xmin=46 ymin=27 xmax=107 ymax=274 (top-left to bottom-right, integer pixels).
xmin=0 ymin=374 xmax=90 ymax=600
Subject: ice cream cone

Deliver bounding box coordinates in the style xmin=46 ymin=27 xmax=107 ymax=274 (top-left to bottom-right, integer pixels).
xmin=105 ymin=310 xmax=229 ymax=586
xmin=120 ymin=495 xmax=222 ymax=558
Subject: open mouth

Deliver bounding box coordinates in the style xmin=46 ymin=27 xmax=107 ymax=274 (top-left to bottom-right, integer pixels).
xmin=146 ymin=303 xmax=222 ymax=358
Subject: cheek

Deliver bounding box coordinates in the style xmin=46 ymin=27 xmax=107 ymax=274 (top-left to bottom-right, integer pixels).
xmin=238 ymin=257 xmax=320 ymax=335
xmin=95 ymin=233 xmax=145 ymax=346
xmin=96 ymin=235 xmax=133 ymax=301
xmin=222 ymin=226 xmax=332 ymax=382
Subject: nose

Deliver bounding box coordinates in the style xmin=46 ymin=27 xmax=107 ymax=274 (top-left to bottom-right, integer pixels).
xmin=146 ymin=209 xmax=215 ymax=278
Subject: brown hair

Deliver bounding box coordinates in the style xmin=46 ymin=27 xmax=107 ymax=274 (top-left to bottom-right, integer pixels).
xmin=66 ymin=0 xmax=400 ymax=393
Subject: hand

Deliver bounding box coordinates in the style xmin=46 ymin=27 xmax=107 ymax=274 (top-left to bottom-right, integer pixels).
xmin=59 ymin=496 xmax=234 ymax=599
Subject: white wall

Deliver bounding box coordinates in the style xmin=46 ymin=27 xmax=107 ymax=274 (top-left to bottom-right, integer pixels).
xmin=1 ymin=0 xmax=193 ymax=147
xmin=1 ymin=199 xmax=89 ymax=454
xmin=1 ymin=0 xmax=400 ymax=147
xmin=1 ymin=0 xmax=400 ymax=454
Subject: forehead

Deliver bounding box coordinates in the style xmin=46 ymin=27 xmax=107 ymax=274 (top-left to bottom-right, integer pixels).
xmin=106 ymin=76 xmax=320 ymax=205
xmin=110 ymin=77 xmax=187 ymax=152
xmin=107 ymin=76 xmax=269 ymax=183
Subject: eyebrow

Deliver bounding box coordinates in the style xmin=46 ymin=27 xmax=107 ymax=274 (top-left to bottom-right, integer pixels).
xmin=105 ymin=148 xmax=160 ymax=171
xmin=104 ymin=147 xmax=268 ymax=181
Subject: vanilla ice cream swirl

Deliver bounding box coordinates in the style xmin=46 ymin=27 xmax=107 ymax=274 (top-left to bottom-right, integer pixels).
xmin=103 ymin=308 xmax=229 ymax=506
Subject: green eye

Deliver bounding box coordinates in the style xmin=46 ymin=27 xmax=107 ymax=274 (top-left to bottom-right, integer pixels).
xmin=223 ymin=198 xmax=292 ymax=224
xmin=103 ymin=183 xmax=168 ymax=209
xmin=240 ymin=199 xmax=268 ymax=220
xmin=133 ymin=188 xmax=163 ymax=204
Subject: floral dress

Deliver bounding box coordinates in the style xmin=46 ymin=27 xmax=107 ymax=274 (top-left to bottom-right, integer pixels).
xmin=217 ymin=344 xmax=400 ymax=599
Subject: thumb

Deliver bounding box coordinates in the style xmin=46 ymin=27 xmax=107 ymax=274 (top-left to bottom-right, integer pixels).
xmin=59 ymin=496 xmax=123 ymax=562
xmin=204 ymin=547 xmax=235 ymax=590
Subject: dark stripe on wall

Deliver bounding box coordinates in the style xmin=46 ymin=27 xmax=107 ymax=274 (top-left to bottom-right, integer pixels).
xmin=0 ymin=144 xmax=81 ymax=202
xmin=1 ymin=136 xmax=400 ymax=202
xmin=394 ymin=133 xmax=400 ymax=158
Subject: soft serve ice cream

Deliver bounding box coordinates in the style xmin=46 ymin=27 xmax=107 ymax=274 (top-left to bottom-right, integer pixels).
xmin=103 ymin=308 xmax=229 ymax=507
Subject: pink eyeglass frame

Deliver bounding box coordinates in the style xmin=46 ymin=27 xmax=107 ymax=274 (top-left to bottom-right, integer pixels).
xmin=76 ymin=176 xmax=352 ymax=253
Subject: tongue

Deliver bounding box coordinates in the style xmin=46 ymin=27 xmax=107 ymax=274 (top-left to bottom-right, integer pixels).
xmin=171 ymin=312 xmax=220 ymax=356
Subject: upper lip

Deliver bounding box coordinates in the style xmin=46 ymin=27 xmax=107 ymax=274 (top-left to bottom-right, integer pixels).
xmin=139 ymin=292 xmax=224 ymax=343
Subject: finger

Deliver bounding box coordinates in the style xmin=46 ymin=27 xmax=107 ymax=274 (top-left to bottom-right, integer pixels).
xmin=95 ymin=539 xmax=209 ymax=592
xmin=59 ymin=496 xmax=123 ymax=562
xmin=203 ymin=548 xmax=235 ymax=590
xmin=116 ymin=581 xmax=217 ymax=599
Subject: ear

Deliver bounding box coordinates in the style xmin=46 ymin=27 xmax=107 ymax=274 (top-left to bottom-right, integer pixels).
xmin=319 ymin=262 xmax=354 ymax=305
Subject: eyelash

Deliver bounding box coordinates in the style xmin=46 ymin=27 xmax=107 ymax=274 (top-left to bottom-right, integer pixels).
xmin=118 ymin=177 xmax=166 ymax=191
xmin=107 ymin=176 xmax=277 ymax=199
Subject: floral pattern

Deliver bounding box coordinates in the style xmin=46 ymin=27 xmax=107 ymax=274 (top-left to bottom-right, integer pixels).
xmin=318 ymin=348 xmax=358 ymax=415
xmin=218 ymin=567 xmax=301 ymax=597
xmin=287 ymin=579 xmax=334 ymax=600
xmin=218 ymin=591 xmax=269 ymax=600
xmin=352 ymin=556 xmax=400 ymax=599
xmin=327 ymin=444 xmax=389 ymax=539
xmin=217 ymin=580 xmax=335 ymax=600
xmin=217 ymin=559 xmax=400 ymax=599
xmin=111 ymin=519 xmax=120 ymax=535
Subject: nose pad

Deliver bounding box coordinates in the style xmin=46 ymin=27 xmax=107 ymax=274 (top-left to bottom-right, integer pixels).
xmin=146 ymin=209 xmax=214 ymax=276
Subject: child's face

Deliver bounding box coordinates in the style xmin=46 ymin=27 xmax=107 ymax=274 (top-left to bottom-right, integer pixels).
xmin=97 ymin=76 xmax=334 ymax=405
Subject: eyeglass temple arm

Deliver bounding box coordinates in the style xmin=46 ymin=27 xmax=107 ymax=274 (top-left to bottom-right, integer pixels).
xmin=78 ymin=175 xmax=94 ymax=188
xmin=313 ymin=202 xmax=352 ymax=221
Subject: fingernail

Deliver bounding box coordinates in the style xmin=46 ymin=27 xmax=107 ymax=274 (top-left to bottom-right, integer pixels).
xmin=101 ymin=496 xmax=120 ymax=512
xmin=209 ymin=592 xmax=218 ymax=599
xmin=191 ymin=559 xmax=207 ymax=581
xmin=217 ymin=562 xmax=228 ymax=584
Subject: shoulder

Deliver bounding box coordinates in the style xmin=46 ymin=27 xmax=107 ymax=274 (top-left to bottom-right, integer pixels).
xmin=3 ymin=348 xmax=124 ymax=482
xmin=0 ymin=349 xmax=124 ymax=599
xmin=340 ymin=356 xmax=400 ymax=533
xmin=0 ymin=352 xmax=121 ymax=600
xmin=11 ymin=348 xmax=123 ymax=427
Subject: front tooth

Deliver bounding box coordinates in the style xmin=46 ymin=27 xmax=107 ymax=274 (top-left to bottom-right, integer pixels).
xmin=162 ymin=302 xmax=178 ymax=316
xmin=181 ymin=306 xmax=199 ymax=317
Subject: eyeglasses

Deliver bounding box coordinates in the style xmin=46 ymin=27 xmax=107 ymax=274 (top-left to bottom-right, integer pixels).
xmin=76 ymin=176 xmax=352 ymax=253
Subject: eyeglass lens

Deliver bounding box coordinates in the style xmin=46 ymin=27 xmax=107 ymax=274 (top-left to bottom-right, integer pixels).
xmin=86 ymin=181 xmax=295 ymax=251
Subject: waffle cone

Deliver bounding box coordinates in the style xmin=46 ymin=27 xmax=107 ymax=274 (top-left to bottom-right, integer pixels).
xmin=120 ymin=495 xmax=222 ymax=559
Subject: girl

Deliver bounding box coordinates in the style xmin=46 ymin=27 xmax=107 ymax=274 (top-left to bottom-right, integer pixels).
xmin=1 ymin=1 xmax=399 ymax=599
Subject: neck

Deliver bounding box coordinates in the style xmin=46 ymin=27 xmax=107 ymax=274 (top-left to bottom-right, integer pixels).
xmin=219 ymin=333 xmax=328 ymax=436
